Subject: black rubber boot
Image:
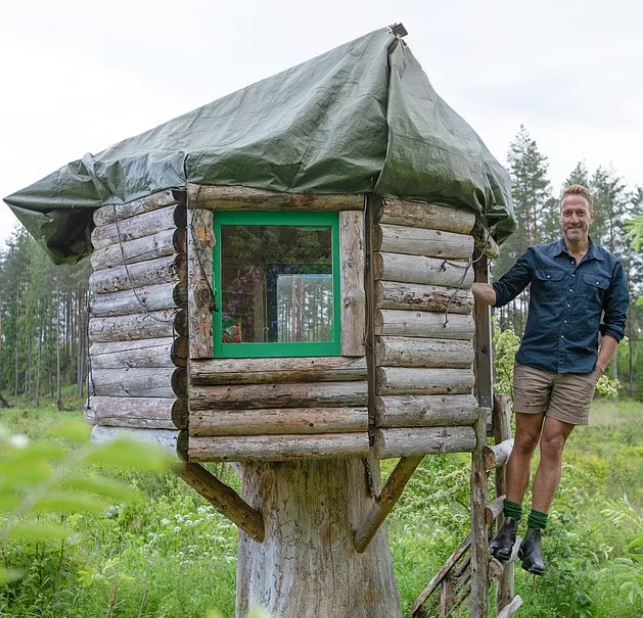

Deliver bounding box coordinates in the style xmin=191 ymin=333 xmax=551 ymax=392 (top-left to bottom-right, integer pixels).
xmin=489 ymin=517 xmax=518 ymax=562
xmin=519 ymin=527 xmax=546 ymax=575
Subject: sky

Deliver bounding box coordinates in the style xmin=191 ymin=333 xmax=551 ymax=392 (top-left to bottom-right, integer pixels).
xmin=1 ymin=0 xmax=642 ymax=249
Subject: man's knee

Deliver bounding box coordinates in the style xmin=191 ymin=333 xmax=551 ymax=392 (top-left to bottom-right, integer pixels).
xmin=513 ymin=429 xmax=540 ymax=455
xmin=540 ymin=432 xmax=567 ymax=460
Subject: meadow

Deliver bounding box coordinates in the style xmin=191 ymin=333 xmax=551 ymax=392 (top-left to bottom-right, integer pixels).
xmin=1 ymin=394 xmax=641 ymax=617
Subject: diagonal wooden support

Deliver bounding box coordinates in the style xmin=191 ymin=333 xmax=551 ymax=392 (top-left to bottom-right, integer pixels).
xmin=497 ymin=595 xmax=523 ymax=618
xmin=353 ymin=455 xmax=423 ymax=553
xmin=176 ymin=462 xmax=265 ymax=542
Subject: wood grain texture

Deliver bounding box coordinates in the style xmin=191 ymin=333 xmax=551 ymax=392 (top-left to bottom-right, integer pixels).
xmin=374 ymin=394 xmax=479 ymax=427
xmin=375 ymin=281 xmax=473 ymax=314
xmin=90 ymin=282 xmax=185 ymax=317
xmin=375 ymin=336 xmax=473 ymax=368
xmin=93 ymin=190 xmax=178 ymax=226
xmin=376 ymin=198 xmax=476 ymax=234
xmin=86 ymin=396 xmax=179 ymax=429
xmin=88 ymin=309 xmax=186 ymax=342
xmin=376 ymin=367 xmax=474 ymax=396
xmin=91 ymin=424 xmax=179 ymax=457
xmin=374 ymin=252 xmax=473 ymax=288
xmin=340 ymin=210 xmax=366 ymax=356
xmin=373 ymin=426 xmax=476 ymax=458
xmin=89 ymin=337 xmax=186 ymax=369
xmin=374 ymin=310 xmax=475 ymax=340
xmin=373 ymin=224 xmax=474 ymax=259
xmin=90 ymin=367 xmax=186 ymax=398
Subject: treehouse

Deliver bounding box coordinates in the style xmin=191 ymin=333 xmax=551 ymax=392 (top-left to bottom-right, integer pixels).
xmin=5 ymin=25 xmax=518 ymax=618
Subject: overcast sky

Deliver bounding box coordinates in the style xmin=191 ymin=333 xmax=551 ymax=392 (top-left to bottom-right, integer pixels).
xmin=1 ymin=0 xmax=641 ymax=248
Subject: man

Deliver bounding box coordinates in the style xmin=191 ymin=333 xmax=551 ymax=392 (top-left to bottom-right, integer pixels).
xmin=472 ymin=185 xmax=628 ymax=575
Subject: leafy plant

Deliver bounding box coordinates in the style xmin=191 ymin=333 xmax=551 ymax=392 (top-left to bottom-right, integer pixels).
xmin=492 ymin=317 xmax=520 ymax=399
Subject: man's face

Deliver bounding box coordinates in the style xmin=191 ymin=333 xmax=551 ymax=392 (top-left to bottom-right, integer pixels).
xmin=560 ymin=195 xmax=593 ymax=243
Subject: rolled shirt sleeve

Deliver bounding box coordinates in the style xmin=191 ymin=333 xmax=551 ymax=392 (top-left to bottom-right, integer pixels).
xmin=492 ymin=250 xmax=533 ymax=308
xmin=599 ymin=259 xmax=629 ymax=342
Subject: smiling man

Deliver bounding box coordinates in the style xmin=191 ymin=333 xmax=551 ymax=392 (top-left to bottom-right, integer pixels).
xmin=472 ymin=184 xmax=629 ymax=575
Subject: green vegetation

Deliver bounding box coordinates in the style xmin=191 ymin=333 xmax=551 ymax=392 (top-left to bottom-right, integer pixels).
xmin=1 ymin=395 xmax=640 ymax=617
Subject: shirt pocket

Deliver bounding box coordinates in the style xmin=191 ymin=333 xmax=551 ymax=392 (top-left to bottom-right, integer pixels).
xmin=581 ymin=273 xmax=609 ymax=308
xmin=534 ymin=269 xmax=565 ymax=300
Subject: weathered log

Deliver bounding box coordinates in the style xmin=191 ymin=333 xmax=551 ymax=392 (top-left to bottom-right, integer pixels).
xmin=354 ymin=456 xmax=423 ymax=552
xmin=93 ymin=190 xmax=178 ymax=226
xmin=91 ymin=367 xmax=185 ymax=398
xmin=485 ymin=495 xmax=505 ymax=526
xmin=497 ymin=595 xmax=523 ymax=618
xmin=375 ymin=281 xmax=474 ymax=314
xmin=484 ymin=439 xmax=514 ymax=471
xmin=376 ymin=367 xmax=474 ymax=396
xmin=189 ymin=357 xmax=367 ymax=385
xmin=89 ymin=253 xmax=186 ymax=293
xmin=373 ymin=427 xmax=476 ymax=458
xmin=91 ymin=204 xmax=186 ymax=250
xmin=374 ymin=309 xmax=475 ymax=340
xmin=375 ymin=336 xmax=473 ymax=368
xmin=376 ymin=198 xmax=476 ymax=234
xmin=187 ymin=432 xmax=370 ymax=462
xmin=373 ymin=224 xmax=474 ymax=259
xmin=88 ymin=309 xmax=187 ymax=342
xmin=187 ymin=184 xmax=363 ymax=211
xmin=187 ymin=207 xmax=215 ymax=359
xmin=89 ymin=337 xmax=187 ymax=369
xmin=374 ymin=394 xmax=479 ymax=427
xmin=91 ymin=228 xmax=186 ymax=271
xmin=488 ymin=556 xmax=505 ymax=582
xmin=190 ymin=380 xmax=368 ymax=411
xmin=178 ymin=462 xmax=264 ymax=542
xmin=190 ymin=407 xmax=368 ymax=436
xmin=340 ymin=210 xmax=366 ymax=356
xmin=86 ymin=396 xmax=181 ymax=429
xmin=90 ymin=282 xmax=185 ymax=317
xmin=374 ymin=252 xmax=473 ymax=288
xmin=91 ymin=424 xmax=179 ymax=456
xmin=471 ymin=220 xmax=500 ymax=260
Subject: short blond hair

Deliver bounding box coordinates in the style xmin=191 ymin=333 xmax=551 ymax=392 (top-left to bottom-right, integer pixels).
xmin=561 ymin=184 xmax=593 ymax=209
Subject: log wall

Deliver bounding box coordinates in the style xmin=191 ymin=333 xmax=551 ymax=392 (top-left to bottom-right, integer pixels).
xmin=86 ymin=190 xmax=187 ymax=441
xmin=369 ymin=197 xmax=479 ymax=458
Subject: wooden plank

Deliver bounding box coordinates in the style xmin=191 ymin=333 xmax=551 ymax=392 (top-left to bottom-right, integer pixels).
xmin=354 ymin=456 xmax=423 ymax=553
xmin=340 ymin=210 xmax=366 ymax=356
xmin=189 ymin=380 xmax=368 ymax=411
xmin=373 ymin=427 xmax=476 ymax=458
xmin=374 ymin=394 xmax=479 ymax=427
xmin=90 ymin=282 xmax=185 ymax=317
xmin=87 ymin=396 xmax=179 ymax=429
xmin=190 ymin=357 xmax=367 ymax=385
xmin=374 ymin=310 xmax=475 ymax=340
xmin=89 ymin=337 xmax=187 ymax=369
xmin=375 ymin=281 xmax=474 ymax=314
xmin=187 ymin=184 xmax=363 ymax=211
xmin=497 ymin=595 xmax=523 ymax=618
xmin=376 ymin=198 xmax=476 ymax=234
xmin=473 ymin=253 xmax=493 ymax=408
xmin=91 ymin=424 xmax=179 ymax=457
xmin=187 ymin=432 xmax=370 ymax=462
xmin=93 ymin=190 xmax=178 ymax=226
xmin=373 ymin=224 xmax=474 ymax=259
xmin=88 ymin=309 xmax=186 ymax=342
xmin=484 ymin=438 xmax=514 ymax=471
xmin=375 ymin=336 xmax=473 ymax=368
xmin=91 ymin=367 xmax=186 ymax=399
xmin=190 ymin=407 xmax=368 ymax=436
xmin=374 ymin=252 xmax=474 ymax=288
xmin=177 ymin=462 xmax=264 ymax=542
xmin=376 ymin=367 xmax=474 ymax=396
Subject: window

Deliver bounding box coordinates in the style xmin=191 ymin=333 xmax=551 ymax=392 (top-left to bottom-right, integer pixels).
xmin=213 ymin=211 xmax=341 ymax=358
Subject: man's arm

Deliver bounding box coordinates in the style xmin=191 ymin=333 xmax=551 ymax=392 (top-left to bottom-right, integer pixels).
xmin=472 ymin=250 xmax=532 ymax=308
xmin=596 ymin=335 xmax=619 ymax=377
xmin=597 ymin=259 xmax=629 ymax=375
xmin=472 ymin=283 xmax=496 ymax=306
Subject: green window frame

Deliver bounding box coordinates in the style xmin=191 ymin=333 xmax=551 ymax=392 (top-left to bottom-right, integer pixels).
xmin=213 ymin=211 xmax=342 ymax=358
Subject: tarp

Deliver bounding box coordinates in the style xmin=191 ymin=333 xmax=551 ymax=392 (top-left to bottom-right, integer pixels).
xmin=4 ymin=27 xmax=515 ymax=263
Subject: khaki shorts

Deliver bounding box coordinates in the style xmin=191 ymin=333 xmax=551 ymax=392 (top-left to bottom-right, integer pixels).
xmin=513 ymin=363 xmax=599 ymax=426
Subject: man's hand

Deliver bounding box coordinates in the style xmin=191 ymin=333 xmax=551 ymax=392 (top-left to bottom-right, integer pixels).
xmin=596 ymin=335 xmax=619 ymax=378
xmin=471 ymin=282 xmax=497 ymax=306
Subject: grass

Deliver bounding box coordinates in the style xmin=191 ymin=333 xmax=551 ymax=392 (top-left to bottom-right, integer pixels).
xmin=1 ymin=394 xmax=641 ymax=617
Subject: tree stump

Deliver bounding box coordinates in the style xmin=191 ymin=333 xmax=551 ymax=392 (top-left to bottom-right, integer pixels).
xmin=236 ymin=457 xmax=401 ymax=618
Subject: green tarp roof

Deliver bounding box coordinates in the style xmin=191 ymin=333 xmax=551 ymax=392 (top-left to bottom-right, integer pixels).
xmin=4 ymin=27 xmax=515 ymax=263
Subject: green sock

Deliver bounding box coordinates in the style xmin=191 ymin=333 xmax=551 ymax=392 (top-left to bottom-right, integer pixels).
xmin=503 ymin=499 xmax=523 ymax=521
xmin=527 ymin=509 xmax=549 ymax=529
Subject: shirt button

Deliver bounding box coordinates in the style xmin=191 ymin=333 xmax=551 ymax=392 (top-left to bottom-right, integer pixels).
xmin=569 ymin=288 xmax=573 ymax=293
xmin=572 ymin=274 xmax=575 ymax=278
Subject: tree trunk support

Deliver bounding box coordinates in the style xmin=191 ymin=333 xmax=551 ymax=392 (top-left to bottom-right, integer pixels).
xmin=176 ymin=462 xmax=265 ymax=542
xmin=354 ymin=455 xmax=423 ymax=552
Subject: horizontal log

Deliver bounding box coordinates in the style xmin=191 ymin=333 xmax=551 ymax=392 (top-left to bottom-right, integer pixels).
xmin=88 ymin=309 xmax=187 ymax=342
xmin=484 ymin=439 xmax=514 ymax=471
xmin=375 ymin=281 xmax=473 ymax=314
xmin=189 ymin=357 xmax=367 ymax=385
xmin=375 ymin=336 xmax=473 ymax=368
xmin=90 ymin=337 xmax=187 ymax=369
xmin=187 ymin=184 xmax=363 ymax=211
xmin=376 ymin=367 xmax=474 ymax=396
xmin=187 ymin=432 xmax=370 ymax=462
xmin=89 ymin=253 xmax=186 ymax=293
xmin=86 ymin=396 xmax=184 ymax=429
xmin=92 ymin=204 xmax=186 ymax=250
xmin=189 ymin=381 xmax=368 ymax=411
xmin=93 ymin=190 xmax=179 ymax=226
xmin=372 ymin=224 xmax=474 ymax=259
xmin=91 ymin=367 xmax=186 ymax=398
xmin=374 ymin=310 xmax=475 ymax=340
xmin=485 ymin=495 xmax=505 ymax=526
xmin=374 ymin=394 xmax=480 ymax=427
xmin=91 ymin=424 xmax=179 ymax=457
xmin=376 ymin=198 xmax=476 ymax=234
xmin=90 ymin=281 xmax=186 ymax=317
xmin=91 ymin=228 xmax=186 ymax=272
xmin=190 ymin=407 xmax=368 ymax=436
xmin=374 ymin=252 xmax=474 ymax=288
xmin=373 ymin=427 xmax=476 ymax=458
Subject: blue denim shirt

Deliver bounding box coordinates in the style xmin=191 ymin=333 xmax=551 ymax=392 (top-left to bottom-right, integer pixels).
xmin=492 ymin=238 xmax=629 ymax=374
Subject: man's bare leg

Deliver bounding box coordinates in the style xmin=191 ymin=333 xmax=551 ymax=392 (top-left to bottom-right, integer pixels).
xmin=506 ymin=412 xmax=546 ymax=504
